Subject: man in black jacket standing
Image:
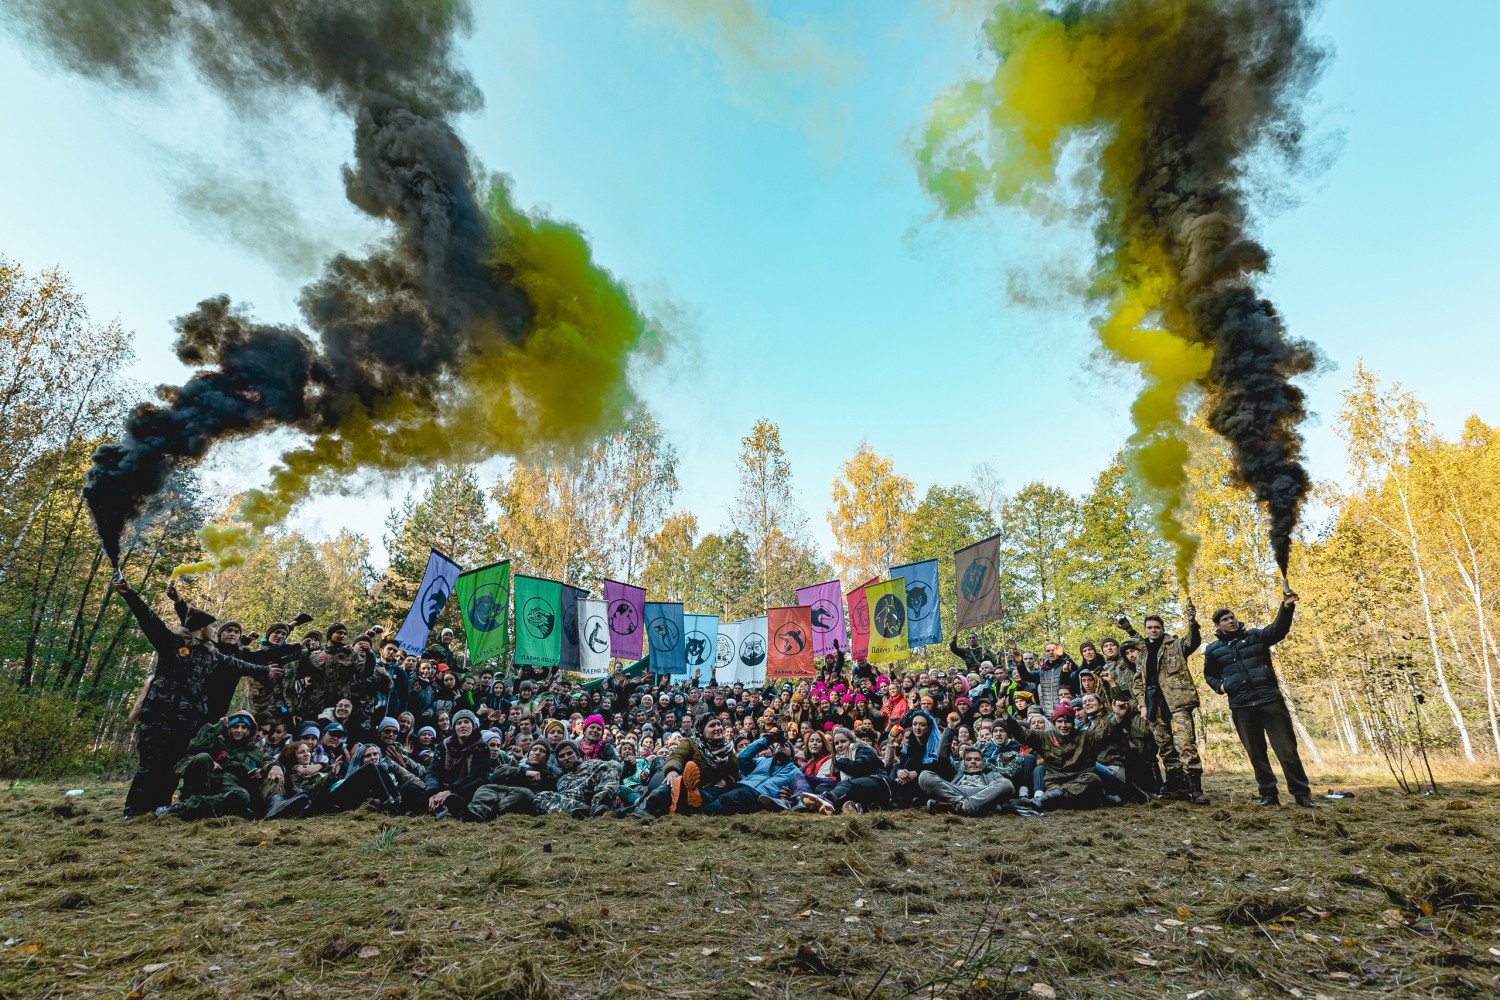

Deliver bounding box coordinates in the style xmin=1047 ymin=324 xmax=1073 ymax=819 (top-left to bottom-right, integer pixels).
xmin=1202 ymin=591 xmax=1317 ymax=808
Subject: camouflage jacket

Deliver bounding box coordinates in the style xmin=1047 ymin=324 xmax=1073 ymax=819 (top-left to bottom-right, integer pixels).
xmin=1002 ymin=713 xmax=1124 ymax=781
xmin=122 ymin=588 xmax=278 ymax=731
xmin=183 ymin=720 xmax=268 ymax=781
xmin=1121 ymin=620 xmax=1203 ymax=714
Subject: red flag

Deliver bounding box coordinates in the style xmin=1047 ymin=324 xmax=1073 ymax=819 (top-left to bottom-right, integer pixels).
xmin=846 ymin=576 xmax=879 ymax=660
xmin=767 ymin=606 xmax=815 ymax=679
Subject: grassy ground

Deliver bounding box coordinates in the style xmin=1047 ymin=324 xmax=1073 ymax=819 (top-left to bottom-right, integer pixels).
xmin=1 ymin=769 xmax=1498 ymax=999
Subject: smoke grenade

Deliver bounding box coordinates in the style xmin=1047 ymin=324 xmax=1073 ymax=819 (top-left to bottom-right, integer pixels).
xmin=918 ymin=0 xmax=1325 ymax=577
xmin=5 ymin=1 xmax=650 ymax=568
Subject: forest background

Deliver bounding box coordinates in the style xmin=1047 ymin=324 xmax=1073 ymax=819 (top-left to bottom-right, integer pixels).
xmin=2 ymin=258 xmax=1497 ymax=780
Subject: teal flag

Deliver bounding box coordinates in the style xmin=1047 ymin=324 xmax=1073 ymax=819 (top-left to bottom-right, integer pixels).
xmin=454 ymin=560 xmax=511 ymax=666
xmin=514 ymin=574 xmax=563 ymax=667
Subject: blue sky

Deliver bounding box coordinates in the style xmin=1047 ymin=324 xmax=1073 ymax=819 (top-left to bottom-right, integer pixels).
xmin=2 ymin=0 xmax=1496 ymax=564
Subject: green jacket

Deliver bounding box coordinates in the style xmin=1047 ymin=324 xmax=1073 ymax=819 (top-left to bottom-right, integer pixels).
xmin=184 ymin=721 xmax=267 ymax=782
xmin=1002 ymin=714 xmax=1122 ymax=781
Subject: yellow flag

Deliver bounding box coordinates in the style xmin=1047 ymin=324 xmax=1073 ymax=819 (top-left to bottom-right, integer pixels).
xmin=866 ymin=577 xmax=909 ymax=664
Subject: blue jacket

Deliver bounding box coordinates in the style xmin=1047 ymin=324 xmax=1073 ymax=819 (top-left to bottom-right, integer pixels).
xmin=736 ymin=738 xmax=810 ymax=798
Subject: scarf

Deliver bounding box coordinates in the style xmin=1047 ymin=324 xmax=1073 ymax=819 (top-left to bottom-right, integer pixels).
xmin=690 ymin=732 xmax=736 ymax=771
xmin=802 ymin=754 xmax=831 ymax=779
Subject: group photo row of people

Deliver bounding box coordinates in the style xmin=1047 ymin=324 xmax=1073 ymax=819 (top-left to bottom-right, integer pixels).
xmin=111 ymin=570 xmax=1319 ymax=825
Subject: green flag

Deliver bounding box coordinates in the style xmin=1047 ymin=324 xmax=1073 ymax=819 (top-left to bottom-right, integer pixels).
xmin=514 ymin=574 xmax=563 ymax=667
xmin=454 ymin=560 xmax=511 ymax=666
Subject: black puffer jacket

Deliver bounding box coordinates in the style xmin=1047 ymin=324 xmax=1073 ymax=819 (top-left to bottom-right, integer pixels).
xmin=1202 ymin=604 xmax=1295 ymax=710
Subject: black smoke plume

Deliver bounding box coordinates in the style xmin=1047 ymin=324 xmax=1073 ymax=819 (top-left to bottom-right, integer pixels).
xmin=919 ymin=0 xmax=1327 ymax=574
xmin=4 ymin=1 xmax=644 ymax=565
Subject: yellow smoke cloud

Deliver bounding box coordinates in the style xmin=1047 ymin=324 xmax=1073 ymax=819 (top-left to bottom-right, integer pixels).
xmin=170 ymin=523 xmax=255 ymax=579
xmin=224 ymin=179 xmax=653 ymax=540
xmin=919 ymin=0 xmax=1209 ymax=585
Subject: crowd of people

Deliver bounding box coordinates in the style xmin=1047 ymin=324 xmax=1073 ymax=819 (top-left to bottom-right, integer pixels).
xmin=112 ymin=574 xmax=1319 ymax=823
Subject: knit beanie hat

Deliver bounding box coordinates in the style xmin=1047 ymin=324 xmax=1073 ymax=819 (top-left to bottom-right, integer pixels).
xmin=226 ymin=709 xmax=256 ymax=729
xmin=452 ymin=709 xmax=481 ymax=730
xmin=298 ymin=722 xmax=321 ymax=739
xmin=416 ymin=726 xmax=437 ymax=740
xmin=377 ymin=717 xmax=400 ymax=733
xmin=1051 ymin=702 xmax=1076 ymax=722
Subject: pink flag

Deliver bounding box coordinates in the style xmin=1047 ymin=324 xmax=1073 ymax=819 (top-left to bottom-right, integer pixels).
xmin=603 ymin=579 xmax=646 ymax=659
xmin=846 ymin=576 xmax=879 ymax=660
xmin=795 ymin=579 xmax=846 ymax=658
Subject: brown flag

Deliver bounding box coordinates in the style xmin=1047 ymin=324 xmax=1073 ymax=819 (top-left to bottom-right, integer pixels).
xmin=954 ymin=533 xmax=1003 ymax=630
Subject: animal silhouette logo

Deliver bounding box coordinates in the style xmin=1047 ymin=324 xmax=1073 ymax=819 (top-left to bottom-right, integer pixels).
xmin=873 ymin=593 xmax=906 ymax=639
xmin=906 ymin=581 xmax=933 ymax=621
xmin=739 ymin=633 xmax=766 ymax=667
xmin=715 ymin=634 xmax=734 ymax=669
xmin=649 ymin=615 xmax=680 ymax=652
xmin=584 ymin=615 xmax=608 ymax=654
xmin=961 ymin=556 xmax=995 ymax=602
xmin=466 ymin=582 xmax=505 ymax=633
xmin=609 ymin=600 xmax=639 ymax=637
xmin=810 ymin=598 xmax=838 ymax=633
xmin=775 ymin=622 xmax=807 ymax=656
xmin=685 ymin=631 xmax=710 ymax=666
xmin=522 ymin=597 xmax=555 ymax=640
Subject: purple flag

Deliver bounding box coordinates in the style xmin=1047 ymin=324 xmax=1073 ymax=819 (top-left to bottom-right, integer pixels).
xmin=603 ymin=579 xmax=646 ymax=659
xmin=796 ymin=579 xmax=846 ymax=658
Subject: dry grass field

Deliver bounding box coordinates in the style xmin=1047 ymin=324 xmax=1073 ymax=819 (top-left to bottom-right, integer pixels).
xmin=1 ymin=768 xmax=1497 ymax=999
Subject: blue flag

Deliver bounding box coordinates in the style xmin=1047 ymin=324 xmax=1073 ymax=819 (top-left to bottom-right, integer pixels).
xmin=644 ymin=602 xmax=687 ymax=677
xmin=396 ymin=549 xmax=462 ymax=655
xmin=682 ymin=614 xmax=719 ymax=681
xmin=891 ymin=558 xmax=941 ymax=649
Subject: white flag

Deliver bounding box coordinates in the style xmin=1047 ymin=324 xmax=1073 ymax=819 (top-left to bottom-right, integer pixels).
xmin=577 ymin=598 xmax=611 ymax=680
xmin=719 ymin=616 xmax=767 ymax=687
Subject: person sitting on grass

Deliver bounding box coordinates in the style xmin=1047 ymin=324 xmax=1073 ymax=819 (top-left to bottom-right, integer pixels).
xmin=917 ymin=725 xmax=1019 ymax=816
xmin=262 ymin=739 xmax=331 ymax=819
xmin=1002 ymin=700 xmax=1131 ymax=811
xmin=888 ymin=709 xmax=944 ymax=808
xmin=641 ymin=715 xmax=742 ymax=816
xmin=799 ymin=729 xmax=837 ymax=796
xmin=695 ymin=730 xmax=807 ymax=815
xmin=318 ymin=742 xmax=428 ymax=815
xmin=532 ymin=740 xmax=622 ymax=818
xmin=804 ymin=726 xmax=891 ymax=814
xmin=159 ymin=710 xmax=277 ymax=820
xmin=424 ymin=709 xmax=490 ymax=818
xmin=450 ymin=741 xmax=558 ymax=821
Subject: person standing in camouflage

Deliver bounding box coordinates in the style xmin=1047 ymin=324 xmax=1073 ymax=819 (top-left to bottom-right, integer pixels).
xmin=114 ymin=577 xmax=285 ymax=818
xmin=1118 ymin=606 xmax=1207 ymax=803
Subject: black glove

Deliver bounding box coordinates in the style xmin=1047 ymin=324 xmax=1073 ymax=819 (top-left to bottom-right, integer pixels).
xmin=291 ymin=612 xmax=315 ymax=629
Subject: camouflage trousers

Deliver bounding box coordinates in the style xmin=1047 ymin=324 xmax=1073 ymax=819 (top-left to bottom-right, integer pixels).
xmin=174 ymin=753 xmax=255 ymax=820
xmin=1152 ymin=705 xmax=1202 ymax=782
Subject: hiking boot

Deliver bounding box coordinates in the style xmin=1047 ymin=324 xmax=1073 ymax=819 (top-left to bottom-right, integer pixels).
xmin=1034 ymin=789 xmax=1065 ymax=811
xmin=758 ymin=794 xmax=791 ymax=811
xmin=799 ymin=792 xmax=835 ymax=815
xmin=1294 ymin=796 xmax=1320 ymax=809
xmin=1001 ymin=798 xmax=1044 ymax=818
xmin=154 ymin=803 xmax=185 ymax=818
xmin=670 ymin=761 xmax=703 ymax=815
xmin=264 ymin=793 xmax=306 ymax=820
xmin=1187 ymin=775 xmax=1210 ymax=805
xmin=1259 ymin=795 xmax=1281 ymax=807
xmin=1104 ymin=794 xmax=1124 ymax=807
